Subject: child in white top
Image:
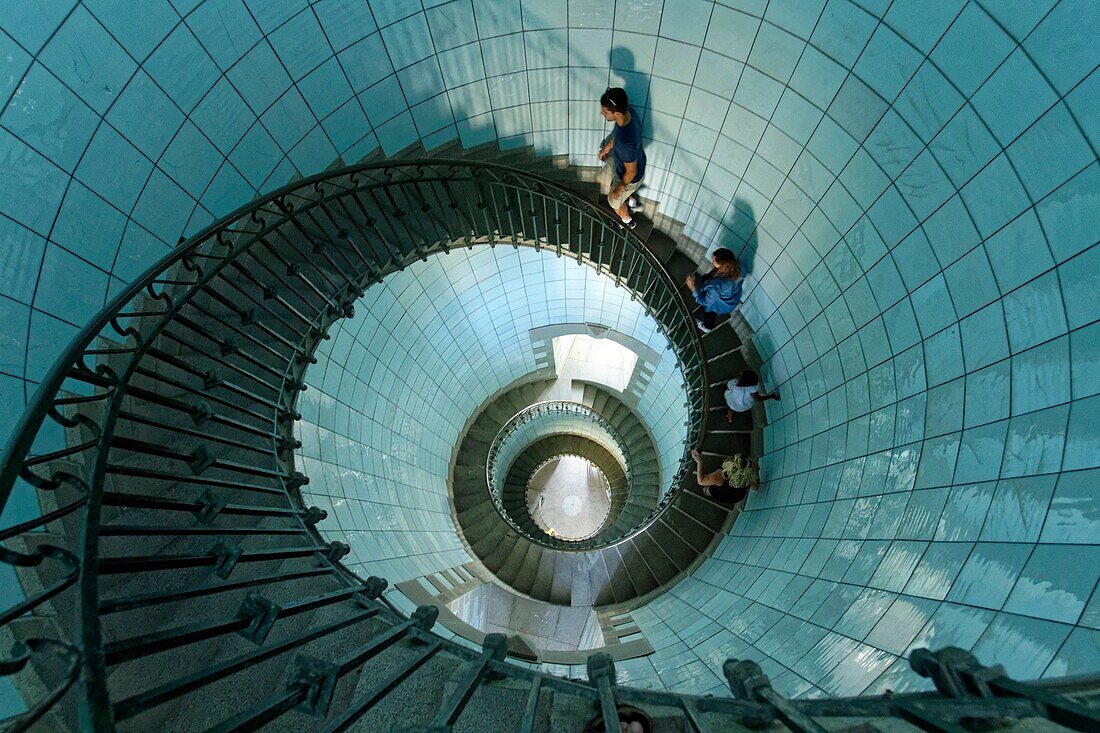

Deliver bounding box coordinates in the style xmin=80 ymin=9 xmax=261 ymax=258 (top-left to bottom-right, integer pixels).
xmin=725 ymin=369 xmax=780 ymax=422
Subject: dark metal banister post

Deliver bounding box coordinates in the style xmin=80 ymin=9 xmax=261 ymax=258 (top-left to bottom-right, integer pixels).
xmin=588 ymin=653 xmax=620 ymax=732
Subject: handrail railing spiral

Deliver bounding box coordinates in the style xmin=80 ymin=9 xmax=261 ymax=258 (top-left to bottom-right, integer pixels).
xmin=0 ymin=159 xmax=707 ymax=731
xmin=1 ymin=157 xmax=1095 ymax=733
xmin=484 ymin=400 xmax=667 ymax=550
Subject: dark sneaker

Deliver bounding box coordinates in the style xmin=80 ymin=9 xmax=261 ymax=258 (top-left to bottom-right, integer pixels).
xmin=620 ymin=217 xmax=637 ymax=230
xmin=696 ymin=318 xmax=713 ymax=334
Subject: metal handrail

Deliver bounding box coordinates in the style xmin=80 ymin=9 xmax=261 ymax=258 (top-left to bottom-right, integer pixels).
xmin=484 ymin=400 xmax=655 ymax=548
xmin=0 ymin=158 xmax=708 ymax=729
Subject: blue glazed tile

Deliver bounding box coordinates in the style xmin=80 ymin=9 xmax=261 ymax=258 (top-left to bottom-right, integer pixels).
xmin=929 ymin=106 xmax=999 ymax=191
xmin=704 ymin=5 xmax=760 ymax=63
xmin=131 ymin=168 xmax=194 ymax=243
xmin=788 ymin=45 xmax=845 ymax=112
xmin=883 ymin=0 xmax=962 ymax=53
xmin=33 ymin=242 xmax=109 ymax=326
xmin=425 ymin=0 xmax=477 ymax=52
xmin=143 ymin=23 xmax=220 ymax=113
xmin=971 ymin=48 xmax=1058 ymax=147
xmin=959 ymin=153 xmax=1031 ymax=240
xmin=1023 ymin=0 xmax=1100 ymax=95
xmin=1009 ymin=103 xmax=1095 ymax=202
xmin=1011 ymin=337 xmax=1070 ymax=415
xmin=228 ymin=40 xmax=294 ymax=113
xmin=261 ymin=88 xmax=317 ymax=150
xmin=809 ymin=0 xmax=876 ymax=67
xmin=1064 ymin=395 xmax=1100 ymax=471
xmin=75 ymin=124 xmax=152 ymax=211
xmin=1 ymin=62 xmax=99 ymax=171
xmin=827 ymin=75 xmax=886 ymax=142
xmin=910 ymin=602 xmax=994 ymax=651
xmin=1070 ymin=322 xmax=1100 ymax=401
xmin=25 ymin=309 xmax=78 ymax=382
xmin=865 ymin=595 xmax=939 ymax=654
xmin=190 ymin=77 xmax=253 ymax=155
xmin=819 ymin=644 xmax=894 ymax=696
xmin=199 ymin=162 xmax=253 ymax=217
xmin=188 ymin=0 xmax=262 ymax=69
xmin=930 ymin=2 xmax=1013 ymax=96
xmin=1007 ymin=541 xmax=1100 ymax=620
xmin=159 ymin=121 xmax=222 ymax=196
xmin=1002 ymin=271 xmax=1067 ymax=354
xmin=519 ymin=0 xmax=565 ymax=30
xmin=834 ymin=586 xmax=894 ymax=639
xmin=299 ymin=58 xmax=354 ymax=120
xmin=0 ymin=218 xmax=46 ymax=305
xmin=958 ymin=303 xmax=1007 ymax=373
xmin=953 ymin=422 xmax=1008 ymax=485
xmin=471 ymin=0 xmax=521 ymax=37
xmin=1044 ymin=627 xmax=1100 ymax=678
xmin=269 ymin=6 xmax=332 ymax=79
xmin=948 ymin=543 xmax=1030 ymax=610
xmin=653 ymin=37 xmax=700 ymax=85
xmin=437 ymin=43 xmax=485 ymax=89
xmin=921 ymin=195 xmax=978 ymax=269
xmin=314 ymin=0 xmax=376 ymax=50
xmin=229 ymin=122 xmax=282 ymax=188
xmin=51 ymin=180 xmax=126 ymax=269
xmin=338 ymin=33 xmax=393 ymax=94
xmin=963 ymin=360 xmax=1011 ymax=428
xmin=982 ymin=475 xmax=1057 ymax=543
xmin=903 ymin=542 xmax=970 ymax=601
xmin=0 ymin=0 xmax=76 ymax=53
xmin=853 ymin=25 xmax=921 ymax=101
xmin=368 ymin=0 xmax=421 ymax=27
xmin=658 ymin=0 xmax=711 ymax=45
xmin=356 ymin=76 xmax=404 ymax=127
xmin=868 ymin=541 xmax=926 ymax=594
xmin=747 ymin=21 xmax=803 ymax=82
xmin=321 ymin=99 xmax=370 ymax=152
xmin=1036 ymin=163 xmax=1100 ymax=265
xmin=935 ymin=481 xmax=995 ymax=542
xmin=943 ymin=246 xmax=998 ymax=319
xmin=38 ymin=5 xmax=136 ymax=114
xmin=973 ymin=613 xmax=1072 ymax=679
xmin=984 ymin=212 xmax=1055 ymax=295
xmin=569 ymin=28 xmax=612 ymax=69
xmin=481 ymin=32 xmax=525 ymax=77
xmin=0 ymin=297 xmax=28 ymax=375
xmin=411 ymin=93 xmax=453 ymax=136
xmin=1042 ymin=468 xmax=1100 ymax=544
xmin=106 ymin=71 xmax=185 ymax=160
xmin=112 ymin=222 xmax=171 ymax=282
xmin=1059 ymin=245 xmax=1100 ymax=331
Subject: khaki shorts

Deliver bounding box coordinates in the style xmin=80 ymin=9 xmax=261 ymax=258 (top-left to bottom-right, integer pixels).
xmin=600 ymin=159 xmax=642 ymax=211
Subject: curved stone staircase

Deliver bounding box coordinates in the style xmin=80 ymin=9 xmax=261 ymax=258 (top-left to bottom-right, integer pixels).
xmin=452 ymin=379 xmax=736 ymax=607
xmin=4 ymin=143 xmax=1094 ymax=733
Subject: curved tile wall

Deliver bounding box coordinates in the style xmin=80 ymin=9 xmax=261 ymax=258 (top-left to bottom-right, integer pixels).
xmin=295 ymin=245 xmax=688 ymax=584
xmin=1 ymin=0 xmax=1097 ymax=707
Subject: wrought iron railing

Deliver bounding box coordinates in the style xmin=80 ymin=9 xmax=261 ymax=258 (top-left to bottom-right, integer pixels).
xmin=0 ymin=159 xmax=707 ymax=730
xmin=0 ymin=156 xmax=1095 ymax=733
xmin=484 ymin=400 xmax=650 ymax=548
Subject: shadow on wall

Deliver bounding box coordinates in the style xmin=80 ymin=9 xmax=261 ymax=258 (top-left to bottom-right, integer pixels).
xmin=729 ymin=199 xmax=759 ymax=279
xmin=611 ymin=46 xmax=653 ymax=141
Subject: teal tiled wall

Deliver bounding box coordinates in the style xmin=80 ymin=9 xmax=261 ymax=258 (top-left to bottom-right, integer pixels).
xmin=297 ymin=246 xmax=687 ymax=584
xmin=1 ymin=0 xmax=1098 ymax=703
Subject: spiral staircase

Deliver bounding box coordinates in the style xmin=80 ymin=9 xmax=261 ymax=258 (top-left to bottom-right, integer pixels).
xmin=2 ymin=141 xmax=1098 ymax=733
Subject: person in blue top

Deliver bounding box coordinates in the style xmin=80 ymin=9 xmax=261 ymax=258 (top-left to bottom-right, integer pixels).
xmin=685 ymin=247 xmax=743 ymax=332
xmin=597 ymin=87 xmax=646 ymax=229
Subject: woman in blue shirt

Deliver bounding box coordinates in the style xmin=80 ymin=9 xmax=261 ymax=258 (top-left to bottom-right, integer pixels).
xmin=685 ymin=247 xmax=742 ymax=332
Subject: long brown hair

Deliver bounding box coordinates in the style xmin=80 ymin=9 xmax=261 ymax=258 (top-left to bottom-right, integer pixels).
xmin=712 ymin=247 xmax=740 ymax=279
